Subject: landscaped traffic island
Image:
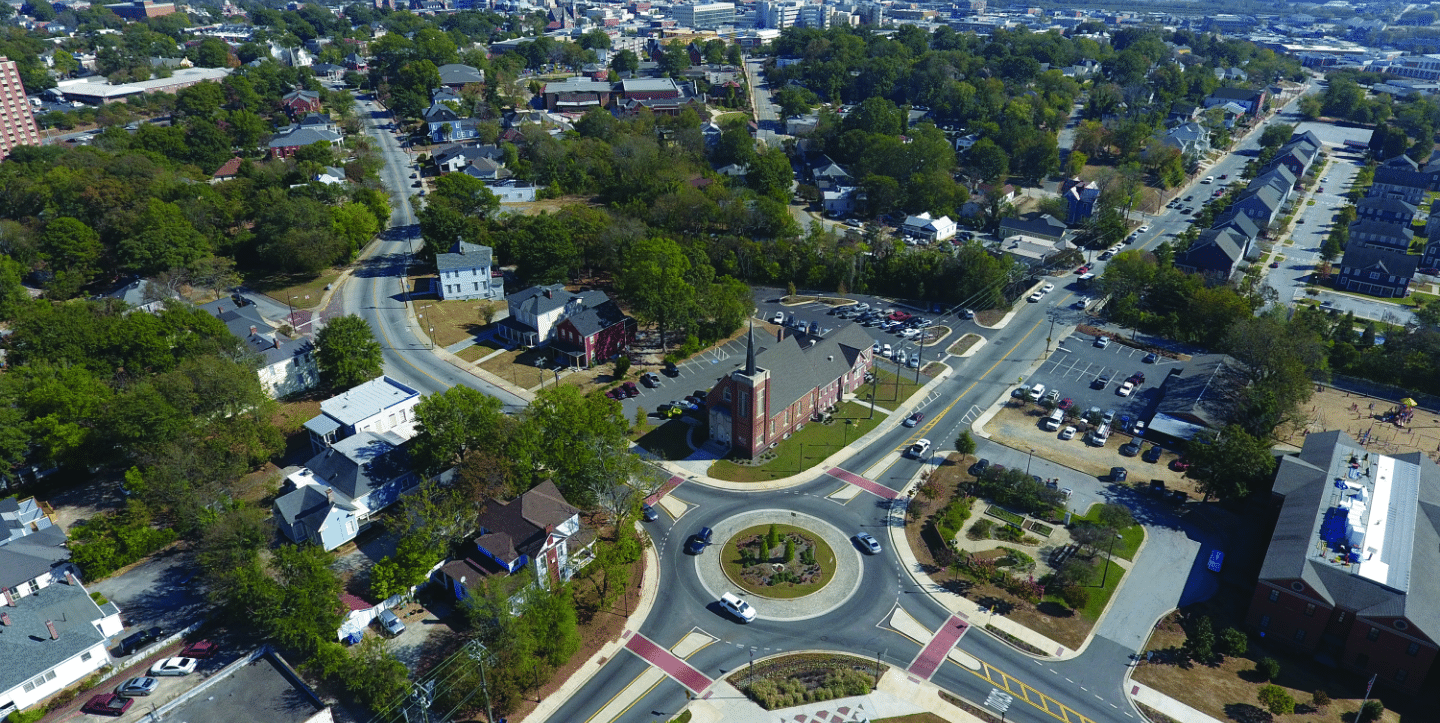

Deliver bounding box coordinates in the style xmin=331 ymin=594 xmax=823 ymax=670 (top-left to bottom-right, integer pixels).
xmin=722 ymin=524 xmax=836 ymax=598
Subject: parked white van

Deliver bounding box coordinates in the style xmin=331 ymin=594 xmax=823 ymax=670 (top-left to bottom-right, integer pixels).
xmin=1043 ymin=409 xmax=1065 ymax=431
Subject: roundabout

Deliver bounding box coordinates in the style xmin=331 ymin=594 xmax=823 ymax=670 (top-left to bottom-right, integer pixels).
xmin=690 ymin=508 xmax=864 ymax=622
xmin=721 ymin=523 xmax=837 ymax=598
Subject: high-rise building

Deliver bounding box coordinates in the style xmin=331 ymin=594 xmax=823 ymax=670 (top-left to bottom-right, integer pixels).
xmin=671 ymin=2 xmax=736 ymax=29
xmin=0 ymin=57 xmax=41 ymax=161
xmin=756 ymin=0 xmax=802 ymax=29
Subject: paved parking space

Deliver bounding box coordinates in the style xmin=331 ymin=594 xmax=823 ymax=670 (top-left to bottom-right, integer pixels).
xmin=1026 ymin=332 xmax=1176 ymax=427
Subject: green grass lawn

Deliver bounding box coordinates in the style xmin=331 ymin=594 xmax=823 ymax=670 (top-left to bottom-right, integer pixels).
xmin=708 ymin=401 xmax=882 ymax=481
xmin=244 ymin=268 xmax=343 ymax=309
xmin=1399 ymin=290 xmax=1439 ymax=308
xmin=867 ymin=366 xmax=926 ymax=405
xmin=721 ymin=523 xmax=837 ymax=599
xmin=1042 ymin=557 xmax=1127 ymax=620
xmin=1070 ymin=504 xmax=1146 ymax=561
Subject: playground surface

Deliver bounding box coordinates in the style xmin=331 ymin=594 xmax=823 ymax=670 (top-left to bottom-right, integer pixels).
xmin=1287 ymin=384 xmax=1440 ymax=464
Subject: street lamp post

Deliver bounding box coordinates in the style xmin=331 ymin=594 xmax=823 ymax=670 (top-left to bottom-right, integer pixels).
xmin=1026 ymin=448 xmax=1035 ymax=475
xmin=1101 ymin=532 xmax=1121 ymax=588
xmin=534 ymin=358 xmax=546 ymax=387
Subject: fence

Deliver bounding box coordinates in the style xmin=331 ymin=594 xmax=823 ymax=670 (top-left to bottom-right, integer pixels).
xmin=1322 ymin=373 xmax=1440 ymax=414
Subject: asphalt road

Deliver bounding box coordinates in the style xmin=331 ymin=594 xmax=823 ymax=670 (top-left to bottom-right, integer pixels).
xmin=339 ymin=96 xmax=529 ymax=410
xmin=545 ymin=294 xmax=1217 ymax=723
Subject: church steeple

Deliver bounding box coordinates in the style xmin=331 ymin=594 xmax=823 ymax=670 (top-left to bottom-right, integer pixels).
xmin=744 ymin=319 xmax=757 ymax=376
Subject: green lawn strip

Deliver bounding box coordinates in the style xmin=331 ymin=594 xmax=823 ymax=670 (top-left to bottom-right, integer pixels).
xmin=244 ymin=268 xmax=343 ymax=308
xmin=1080 ymin=558 xmax=1125 ymax=619
xmin=720 ymin=524 xmax=837 ymax=599
xmin=455 ymin=345 xmax=488 ymax=362
xmin=633 ymin=419 xmax=695 ymax=460
xmin=984 ymin=505 xmax=1025 ymax=527
xmin=1398 ymin=290 xmax=1439 ymax=308
xmin=1071 ymin=504 xmax=1145 ymax=561
xmin=708 ymin=402 xmax=882 ymax=481
xmin=868 ymin=367 xmax=925 ymax=405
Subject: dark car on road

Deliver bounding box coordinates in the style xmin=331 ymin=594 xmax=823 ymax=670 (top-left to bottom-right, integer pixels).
xmin=685 ymin=527 xmax=714 ymax=554
xmin=641 ymin=504 xmax=659 ymax=522
xmin=1091 ymin=375 xmax=1110 ymax=390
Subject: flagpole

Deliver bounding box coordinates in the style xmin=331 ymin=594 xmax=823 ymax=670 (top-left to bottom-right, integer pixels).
xmin=1358 ymin=672 xmax=1376 ymax=718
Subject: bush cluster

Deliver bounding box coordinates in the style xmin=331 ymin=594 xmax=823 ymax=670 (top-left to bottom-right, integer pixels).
xmin=748 ymin=668 xmax=875 ymax=709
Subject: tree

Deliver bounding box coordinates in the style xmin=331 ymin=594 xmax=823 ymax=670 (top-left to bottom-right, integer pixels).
xmin=614 ymin=237 xmax=695 ymax=351
xmin=411 ymin=386 xmax=507 ymax=476
xmin=1257 ymin=685 xmax=1295 ymax=715
xmin=315 ymin=315 xmax=383 ymax=390
xmin=955 ymin=430 xmax=977 ymax=457
xmin=194 ymin=37 xmax=231 ymax=68
xmin=965 ymin=138 xmax=1009 ymax=184
xmin=611 ymin=49 xmax=639 ymax=74
xmin=118 ymin=199 xmax=210 ymax=274
xmin=1220 ymin=628 xmax=1249 ymax=658
xmin=1066 ymin=150 xmax=1088 ymax=178
xmin=1186 ymin=425 xmax=1277 ymax=502
xmin=1258 ymin=123 xmax=1295 ymax=150
xmin=1181 ymin=615 xmax=1215 ymax=665
xmin=1094 ymin=503 xmax=1134 ymax=532
xmin=512 ymin=385 xmax=636 ymax=508
xmin=748 ymin=147 xmax=795 ymax=203
xmin=1357 ymin=700 xmax=1384 ymax=723
xmin=39 ymin=217 xmax=104 ymax=299
xmin=1255 ymin=657 xmax=1281 ymax=681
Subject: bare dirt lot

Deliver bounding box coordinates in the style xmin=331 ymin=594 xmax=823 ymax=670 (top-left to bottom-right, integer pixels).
xmin=1285 ymin=384 xmax=1440 ymax=465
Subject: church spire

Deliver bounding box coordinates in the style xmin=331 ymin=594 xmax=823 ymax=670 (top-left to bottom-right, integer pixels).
xmin=744 ymin=319 xmax=757 ymax=376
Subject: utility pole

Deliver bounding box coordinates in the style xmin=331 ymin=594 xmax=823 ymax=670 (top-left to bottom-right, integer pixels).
xmin=468 ymin=641 xmax=495 ymax=723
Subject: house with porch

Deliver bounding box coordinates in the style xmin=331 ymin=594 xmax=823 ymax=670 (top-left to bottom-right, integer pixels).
xmin=198 ymin=297 xmax=318 ymax=399
xmin=302 ymin=376 xmax=421 ymax=452
xmin=999 ymin=213 xmax=1071 ymax=244
xmin=436 ymin=240 xmax=503 ymax=302
xmin=438 ymin=480 xmax=593 ymax=598
xmin=899 ymin=212 xmax=957 ymax=244
xmin=551 ymin=296 xmax=635 ymax=368
xmin=1174 ymin=227 xmax=1252 ymax=282
xmin=496 ymin=286 xmax=635 ymax=365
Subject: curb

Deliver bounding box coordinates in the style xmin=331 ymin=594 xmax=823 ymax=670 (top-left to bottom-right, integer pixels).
xmin=528 ymin=522 xmax=661 ymax=723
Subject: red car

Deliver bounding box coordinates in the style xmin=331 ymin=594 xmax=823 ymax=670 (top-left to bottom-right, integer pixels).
xmin=889 ymin=311 xmax=912 ymax=322
xmin=181 ymin=640 xmax=219 ymax=659
xmin=1076 ymin=265 xmax=1090 ymax=274
xmin=83 ymin=694 xmax=134 ymax=717
xmin=621 ymin=381 xmax=640 ymax=397
xmin=605 ymin=388 xmax=624 ymax=400
xmin=1170 ymin=458 xmax=1191 ymax=472
xmin=1057 ymin=398 xmax=1074 ymax=410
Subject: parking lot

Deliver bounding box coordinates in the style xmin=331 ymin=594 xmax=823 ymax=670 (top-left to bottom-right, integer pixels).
xmin=1025 ymin=330 xmax=1179 ymax=434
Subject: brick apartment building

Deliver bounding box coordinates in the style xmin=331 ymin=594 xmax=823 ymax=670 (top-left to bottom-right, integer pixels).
xmin=1246 ymin=430 xmax=1439 ymax=694
xmin=705 ymin=324 xmax=874 ymax=458
xmin=0 ymin=57 xmax=41 ymax=161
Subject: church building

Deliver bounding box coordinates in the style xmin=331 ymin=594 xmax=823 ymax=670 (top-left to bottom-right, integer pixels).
xmin=705 ymin=323 xmax=876 ymax=458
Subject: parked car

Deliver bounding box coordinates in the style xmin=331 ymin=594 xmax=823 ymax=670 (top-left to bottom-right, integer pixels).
xmin=771 ymin=312 xmax=784 ymax=323
xmin=150 ymin=657 xmax=198 ymax=677
xmin=118 ymin=626 xmax=163 ymax=656
xmin=377 ymin=609 xmax=406 ymax=637
xmin=1094 ymin=337 xmax=1110 ymax=349
xmin=1091 ymin=375 xmax=1110 ymax=390
xmin=1117 ymin=381 xmax=1135 ymax=397
xmin=903 ymin=412 xmax=925 ymax=427
xmin=180 ymin=640 xmax=218 ymax=659
xmin=1126 ymin=372 xmax=1145 ymax=386
xmin=1028 ymin=383 xmax=1046 ymax=400
xmin=1109 ymin=467 xmax=1128 ymax=482
xmin=854 ymin=532 xmax=882 ymax=554
xmin=685 ymin=526 xmax=714 ymax=554
xmin=1170 ymin=458 xmax=1191 ymax=472
xmin=881 ymin=344 xmax=893 ymax=358
xmin=621 ymin=381 xmax=639 ymax=397
xmin=1142 ymin=446 xmax=1163 ymax=463
xmin=719 ymin=592 xmax=757 ymax=622
xmin=1057 ymin=397 xmax=1074 ymax=410
xmin=1142 ymin=352 xmax=1158 ymax=364
xmin=1044 ymin=389 xmax=1060 ymax=404
xmin=1119 ymin=441 xmax=1141 ymax=457
xmin=641 ymin=372 xmax=661 ymax=388
xmin=1059 ymin=426 xmax=1077 ymax=440
xmin=907 ymin=356 xmax=920 ymax=369
xmin=83 ymin=694 xmax=134 ymax=717
xmin=116 ymin=677 xmax=158 ymax=697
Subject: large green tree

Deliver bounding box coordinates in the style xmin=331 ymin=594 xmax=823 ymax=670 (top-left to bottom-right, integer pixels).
xmin=614 ymin=237 xmax=695 ymax=351
xmin=315 ymin=315 xmax=384 ymax=390
xmin=411 ymin=386 xmax=507 ymax=476
xmin=1186 ymin=425 xmax=1278 ymax=502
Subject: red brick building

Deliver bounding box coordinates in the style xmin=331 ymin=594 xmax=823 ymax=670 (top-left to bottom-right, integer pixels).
xmin=1245 ymin=430 xmax=1440 ymax=694
xmin=551 ymin=298 xmax=635 ymax=368
xmin=705 ymin=324 xmax=874 ymax=458
xmin=281 ymin=89 xmax=322 ymax=116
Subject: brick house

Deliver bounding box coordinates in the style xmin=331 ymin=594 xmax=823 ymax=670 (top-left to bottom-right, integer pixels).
xmin=551 ymin=297 xmax=635 ymax=368
xmin=497 ymin=285 xmax=635 ymax=367
xmin=438 ymin=480 xmax=595 ymax=597
xmin=280 ymin=89 xmax=321 ymax=116
xmin=1245 ymin=430 xmax=1440 ymax=694
xmin=705 ymin=324 xmax=874 ymax=459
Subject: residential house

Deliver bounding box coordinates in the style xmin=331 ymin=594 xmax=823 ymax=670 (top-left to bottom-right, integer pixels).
xmin=280 ymin=89 xmax=321 ymax=115
xmin=1 ymin=498 xmax=50 ymax=544
xmin=459 ymin=157 xmax=512 ymax=181
xmin=439 ymin=480 xmax=593 ymax=597
xmin=211 ymin=156 xmax=243 ymax=183
xmin=1211 ymin=207 xmax=1262 ymax=243
xmin=423 ymin=102 xmax=479 ymax=144
xmin=267 ymin=125 xmax=342 ymax=159
xmin=1158 ymin=122 xmax=1210 ymax=162
xmin=198 ymin=298 xmax=318 ymax=399
xmin=706 ymin=324 xmax=875 ymax=459
xmin=433 ymin=143 xmax=502 ymax=174
xmin=302 ymin=376 xmax=422 ymax=452
xmin=316 ymin=166 xmax=346 ymax=185
xmin=485 ymin=179 xmax=539 ymax=203
xmin=1202 ymin=86 xmax=1267 ymax=117
xmin=1369 ymin=165 xmax=1435 ymax=204
xmin=821 ymin=187 xmax=858 ymax=218
xmin=1167 ymin=102 xmax=1201 ymax=125
xmin=1346 ymin=219 xmax=1414 ymax=252
xmin=497 ymin=285 xmax=614 ymax=349
xmin=1335 ymin=241 xmax=1418 ymax=298
xmin=900 ymin=212 xmax=958 ymax=243
xmin=999 ymin=213 xmax=1070 ymax=244
xmin=343 ymin=53 xmax=367 ymax=71
xmin=550 ymin=295 xmax=636 ymax=368
xmin=1245 ymin=430 xmax=1440 ymax=694
xmin=273 ymin=429 xmax=436 ymax=550
xmin=540 ymin=78 xmax=613 ymax=111
xmin=0 ymin=526 xmax=123 ymax=716
xmin=1250 ymin=163 xmax=1298 ymax=203
xmin=435 ymin=240 xmax=503 ymax=302
xmin=1229 ymin=184 xmax=1286 ymax=227
xmin=619 ymin=77 xmax=681 ymax=101
xmin=809 ymin=155 xmax=853 ymax=190
xmin=1061 ymin=177 xmax=1100 ymax=224
xmin=1355 ymin=195 xmax=1418 ymax=226
xmin=310 ymin=62 xmax=344 ymax=81
xmin=294 ymin=112 xmax=337 ymax=133
xmin=1264 ymin=139 xmax=1320 ymax=179
xmin=437 ymin=63 xmax=484 ymax=88
xmin=1174 ymin=227 xmax=1252 ymax=281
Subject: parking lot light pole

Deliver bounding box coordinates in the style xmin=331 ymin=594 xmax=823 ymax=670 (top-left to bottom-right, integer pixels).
xmin=1027 ymin=448 xmax=1034 ymax=475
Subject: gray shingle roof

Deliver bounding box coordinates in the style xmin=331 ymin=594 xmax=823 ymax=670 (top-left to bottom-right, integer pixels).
xmin=1357 ymin=195 xmax=1418 ymax=217
xmin=437 ymin=63 xmax=484 ymax=85
xmin=0 ymin=581 xmax=111 ymax=697
xmin=1211 ymin=208 xmax=1260 ymax=240
xmin=1178 ymin=228 xmax=1248 ymax=272
xmin=268 ymin=127 xmax=340 ymax=148
xmin=739 ymin=324 xmax=874 ymax=413
xmin=302 ymin=431 xmax=411 ymax=501
xmin=273 ymin=484 xmax=333 ymax=529
xmin=560 ymin=299 xmax=628 ymax=337
xmin=1153 ymin=355 xmax=1246 ymax=429
xmin=436 ymin=240 xmax=493 ymax=273
xmin=0 ymin=526 xmax=68 ymax=590
xmin=506 ymin=285 xmax=609 ymax=319
xmin=1339 ymin=240 xmax=1420 ymax=277
xmin=423 ymin=103 xmax=460 ymax=123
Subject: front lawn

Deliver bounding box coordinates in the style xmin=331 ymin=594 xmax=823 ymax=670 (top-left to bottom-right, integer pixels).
xmin=868 ymin=367 xmax=927 ymax=405
xmin=246 ymin=268 xmax=343 ymax=310
xmin=1069 ymin=504 xmax=1146 ymax=561
xmin=632 ymin=419 xmax=696 ymax=460
xmin=708 ymin=402 xmax=882 ymax=481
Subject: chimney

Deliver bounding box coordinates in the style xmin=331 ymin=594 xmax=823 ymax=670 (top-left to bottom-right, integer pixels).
xmin=544 ymin=287 xmax=553 ymax=299
xmin=65 ymin=570 xmax=77 ymax=585
xmin=46 ymin=620 xmax=58 ymax=640
xmin=776 ymin=327 xmax=783 ymax=342
xmin=326 ymin=488 xmax=334 ymax=501
xmin=2 ymin=589 xmax=13 ymax=606
xmin=249 ymin=325 xmax=258 ymax=335
xmin=274 ymin=337 xmax=282 ymax=349
xmin=216 ymin=305 xmax=224 ymax=314
xmin=1 ymin=612 xmax=10 ymax=626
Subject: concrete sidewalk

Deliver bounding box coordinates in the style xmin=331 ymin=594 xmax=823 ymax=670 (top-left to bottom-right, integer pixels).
xmin=1128 ymin=680 xmax=1227 ymax=723
xmin=683 ymin=668 xmax=988 ymax=723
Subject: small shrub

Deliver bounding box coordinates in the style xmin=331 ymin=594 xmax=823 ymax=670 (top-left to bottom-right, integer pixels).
xmin=995 ymin=524 xmax=1023 ymax=542
xmin=1255 ymin=657 xmax=1280 ymax=681
xmin=8 ymin=709 xmax=47 ymax=723
xmin=1257 ymin=684 xmax=1295 ymax=715
xmin=1357 ymin=700 xmax=1383 ymax=723
xmin=1059 ymin=584 xmax=1090 ymax=610
xmin=1219 ymin=627 xmax=1248 ymax=658
xmin=90 ymin=591 xmax=109 ymax=606
xmin=967 ymin=518 xmax=993 ymax=540
xmin=1311 ymin=690 xmax=1330 ymax=709
xmin=613 ymin=356 xmax=631 ymax=379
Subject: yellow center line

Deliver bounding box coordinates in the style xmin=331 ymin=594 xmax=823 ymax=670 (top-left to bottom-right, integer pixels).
xmin=967 ymin=659 xmax=1096 ymax=723
xmin=885 ymin=318 xmax=1047 ymax=461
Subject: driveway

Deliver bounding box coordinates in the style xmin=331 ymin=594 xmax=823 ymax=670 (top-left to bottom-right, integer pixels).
xmin=90 ymin=549 xmax=209 ymax=637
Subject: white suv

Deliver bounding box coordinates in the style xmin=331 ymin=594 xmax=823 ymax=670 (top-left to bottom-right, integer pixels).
xmin=720 ymin=592 xmax=756 ymax=622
